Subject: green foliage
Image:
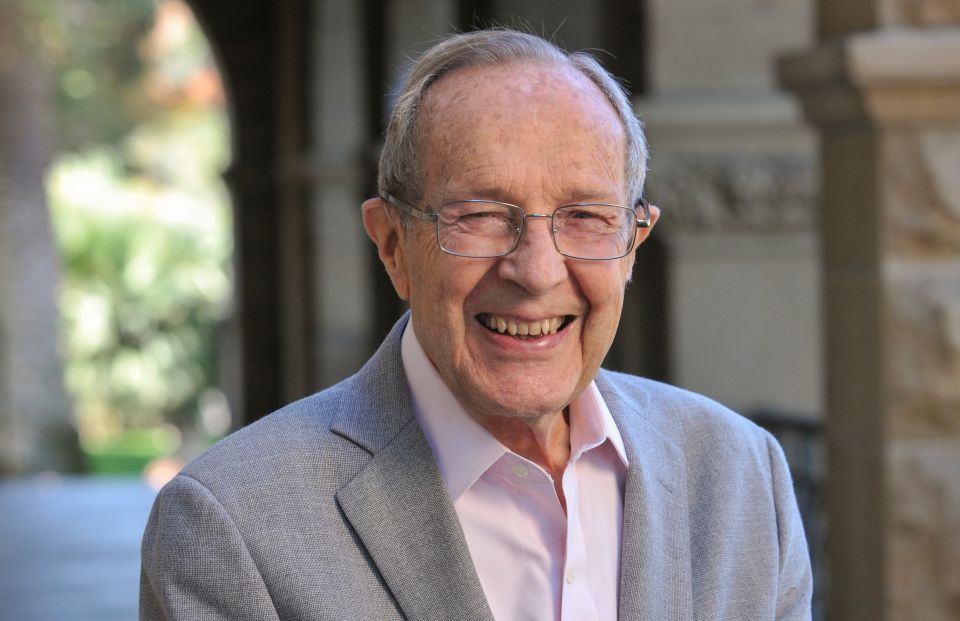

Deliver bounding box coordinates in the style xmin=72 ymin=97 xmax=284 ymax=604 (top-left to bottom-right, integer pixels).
xmin=36 ymin=0 xmax=233 ymax=465
xmin=22 ymin=0 xmax=160 ymax=150
xmin=82 ymin=425 xmax=183 ymax=474
xmin=50 ymin=144 xmax=231 ymax=433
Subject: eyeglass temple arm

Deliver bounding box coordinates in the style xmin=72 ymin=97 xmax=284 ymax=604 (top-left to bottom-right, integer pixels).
xmin=381 ymin=192 xmax=438 ymax=222
xmin=636 ymin=198 xmax=652 ymax=228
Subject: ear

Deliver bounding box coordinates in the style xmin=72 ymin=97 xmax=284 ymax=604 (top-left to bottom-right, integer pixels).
xmin=623 ymin=204 xmax=661 ymax=283
xmin=635 ymin=204 xmax=661 ymax=247
xmin=362 ymin=197 xmax=411 ymax=300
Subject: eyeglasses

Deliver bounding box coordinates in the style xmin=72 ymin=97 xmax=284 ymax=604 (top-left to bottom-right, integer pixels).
xmin=380 ymin=192 xmax=651 ymax=260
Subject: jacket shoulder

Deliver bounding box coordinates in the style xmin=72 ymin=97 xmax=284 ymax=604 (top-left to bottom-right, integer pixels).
xmin=599 ymin=370 xmax=769 ymax=443
xmin=597 ymin=369 xmax=781 ymax=483
xmin=179 ymin=377 xmax=363 ymax=492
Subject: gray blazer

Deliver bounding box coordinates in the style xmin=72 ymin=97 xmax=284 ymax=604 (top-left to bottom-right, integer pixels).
xmin=140 ymin=315 xmax=812 ymax=620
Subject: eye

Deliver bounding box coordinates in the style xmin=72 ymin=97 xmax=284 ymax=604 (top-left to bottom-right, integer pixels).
xmin=439 ymin=202 xmax=520 ymax=233
xmin=461 ymin=210 xmax=504 ymax=220
xmin=557 ymin=206 xmax=620 ymax=227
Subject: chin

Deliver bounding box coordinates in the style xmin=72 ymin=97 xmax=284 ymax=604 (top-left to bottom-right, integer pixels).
xmin=468 ymin=385 xmax=574 ymax=421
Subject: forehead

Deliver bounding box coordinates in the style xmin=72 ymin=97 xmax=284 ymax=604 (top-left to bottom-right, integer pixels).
xmin=419 ymin=62 xmax=626 ymax=200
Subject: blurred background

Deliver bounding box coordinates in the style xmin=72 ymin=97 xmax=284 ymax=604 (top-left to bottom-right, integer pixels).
xmin=0 ymin=1 xmax=957 ymax=620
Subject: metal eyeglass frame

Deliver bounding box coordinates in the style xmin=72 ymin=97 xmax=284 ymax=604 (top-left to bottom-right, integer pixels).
xmin=380 ymin=191 xmax=651 ymax=260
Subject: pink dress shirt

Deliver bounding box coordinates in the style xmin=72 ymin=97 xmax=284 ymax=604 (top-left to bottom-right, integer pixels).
xmin=401 ymin=324 xmax=628 ymax=621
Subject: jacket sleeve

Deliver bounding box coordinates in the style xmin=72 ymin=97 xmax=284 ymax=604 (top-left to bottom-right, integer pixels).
xmin=140 ymin=474 xmax=281 ymax=621
xmin=766 ymin=435 xmax=814 ymax=621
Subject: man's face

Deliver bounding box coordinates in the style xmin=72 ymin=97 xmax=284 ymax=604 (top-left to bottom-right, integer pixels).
xmin=373 ymin=62 xmax=654 ymax=423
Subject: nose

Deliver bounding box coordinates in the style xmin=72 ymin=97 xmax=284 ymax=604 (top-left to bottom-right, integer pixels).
xmin=497 ymin=214 xmax=568 ymax=294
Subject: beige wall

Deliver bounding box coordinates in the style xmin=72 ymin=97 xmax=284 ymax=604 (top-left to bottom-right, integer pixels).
xmin=642 ymin=0 xmax=821 ymax=417
xmin=670 ymin=231 xmax=821 ymax=414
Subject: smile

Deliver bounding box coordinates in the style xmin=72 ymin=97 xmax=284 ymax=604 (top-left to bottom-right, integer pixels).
xmin=476 ymin=313 xmax=570 ymax=337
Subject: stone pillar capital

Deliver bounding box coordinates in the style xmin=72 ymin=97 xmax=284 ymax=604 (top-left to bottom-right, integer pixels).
xmin=779 ymin=29 xmax=960 ymax=126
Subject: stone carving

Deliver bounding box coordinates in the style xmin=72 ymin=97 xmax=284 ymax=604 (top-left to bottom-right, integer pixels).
xmin=887 ymin=130 xmax=960 ymax=257
xmin=940 ymin=296 xmax=960 ymax=357
xmin=889 ymin=443 xmax=960 ymax=620
xmin=645 ymin=153 xmax=818 ymax=231
xmin=887 ymin=271 xmax=960 ymax=436
xmin=923 ymin=131 xmax=960 ymax=221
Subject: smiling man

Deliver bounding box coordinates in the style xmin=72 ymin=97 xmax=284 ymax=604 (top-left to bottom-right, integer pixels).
xmin=141 ymin=29 xmax=812 ymax=621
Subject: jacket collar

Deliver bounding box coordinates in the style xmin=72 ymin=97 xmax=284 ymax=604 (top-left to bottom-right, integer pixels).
xmin=597 ymin=371 xmax=694 ymax=620
xmin=328 ymin=314 xmax=415 ymax=454
xmin=331 ymin=313 xmax=494 ymax=621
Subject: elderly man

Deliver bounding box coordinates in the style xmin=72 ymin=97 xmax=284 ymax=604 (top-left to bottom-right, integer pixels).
xmin=141 ymin=29 xmax=812 ymax=620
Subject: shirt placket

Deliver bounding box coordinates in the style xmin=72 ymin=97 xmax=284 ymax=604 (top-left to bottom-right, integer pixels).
xmin=559 ymin=458 xmax=601 ymax=621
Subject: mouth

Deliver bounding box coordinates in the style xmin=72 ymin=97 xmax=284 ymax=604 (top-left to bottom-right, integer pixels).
xmin=476 ymin=313 xmax=572 ymax=338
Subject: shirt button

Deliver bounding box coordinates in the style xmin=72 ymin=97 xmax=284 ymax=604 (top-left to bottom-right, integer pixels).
xmin=512 ymin=464 xmax=529 ymax=478
xmin=565 ymin=569 xmax=575 ymax=584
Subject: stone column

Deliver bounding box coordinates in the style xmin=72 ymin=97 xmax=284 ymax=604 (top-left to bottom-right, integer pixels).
xmin=309 ymin=0 xmax=377 ymax=386
xmin=780 ymin=11 xmax=960 ymax=620
xmin=639 ymin=0 xmax=823 ymax=417
xmin=0 ymin=0 xmax=79 ymax=474
xmin=308 ymin=0 xmax=463 ymax=386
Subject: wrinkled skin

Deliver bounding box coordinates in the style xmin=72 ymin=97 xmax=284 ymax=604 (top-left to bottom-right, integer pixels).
xmin=363 ymin=62 xmax=659 ymax=469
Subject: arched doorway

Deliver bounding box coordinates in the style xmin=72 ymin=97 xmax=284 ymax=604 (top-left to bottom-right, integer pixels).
xmin=188 ymin=0 xmax=315 ymax=424
xmin=0 ymin=0 xmax=240 ymax=475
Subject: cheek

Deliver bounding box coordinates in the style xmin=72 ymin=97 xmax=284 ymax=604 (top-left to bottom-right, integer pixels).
xmin=584 ymin=265 xmax=629 ymax=308
xmin=404 ymin=235 xmax=440 ymax=295
xmin=580 ymin=267 xmax=629 ymax=345
xmin=406 ymin=246 xmax=475 ymax=326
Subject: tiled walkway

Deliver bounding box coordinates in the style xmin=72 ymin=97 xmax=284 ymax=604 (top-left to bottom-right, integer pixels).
xmin=0 ymin=476 xmax=157 ymax=621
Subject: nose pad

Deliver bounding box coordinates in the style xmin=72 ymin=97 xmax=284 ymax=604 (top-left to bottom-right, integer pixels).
xmin=498 ymin=214 xmax=567 ymax=293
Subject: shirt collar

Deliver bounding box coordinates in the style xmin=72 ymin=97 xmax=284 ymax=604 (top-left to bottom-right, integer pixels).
xmin=401 ymin=321 xmax=628 ymax=500
xmin=569 ymin=382 xmax=629 ymax=467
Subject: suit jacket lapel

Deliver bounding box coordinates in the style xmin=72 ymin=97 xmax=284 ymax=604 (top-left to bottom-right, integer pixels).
xmin=598 ymin=373 xmax=694 ymax=621
xmin=331 ymin=315 xmax=493 ymax=621
xmin=329 ymin=317 xmax=693 ymax=620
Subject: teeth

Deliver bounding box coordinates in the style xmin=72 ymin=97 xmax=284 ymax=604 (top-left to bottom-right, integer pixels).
xmin=480 ymin=314 xmax=566 ymax=337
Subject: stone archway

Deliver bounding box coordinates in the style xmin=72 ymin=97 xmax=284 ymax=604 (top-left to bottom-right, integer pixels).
xmin=185 ymin=0 xmax=315 ymax=425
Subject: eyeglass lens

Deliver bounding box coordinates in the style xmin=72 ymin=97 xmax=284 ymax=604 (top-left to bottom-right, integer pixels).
xmin=436 ymin=202 xmax=636 ymax=259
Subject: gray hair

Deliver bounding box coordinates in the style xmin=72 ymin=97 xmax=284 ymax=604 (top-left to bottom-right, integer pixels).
xmin=378 ymin=29 xmax=648 ymax=228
